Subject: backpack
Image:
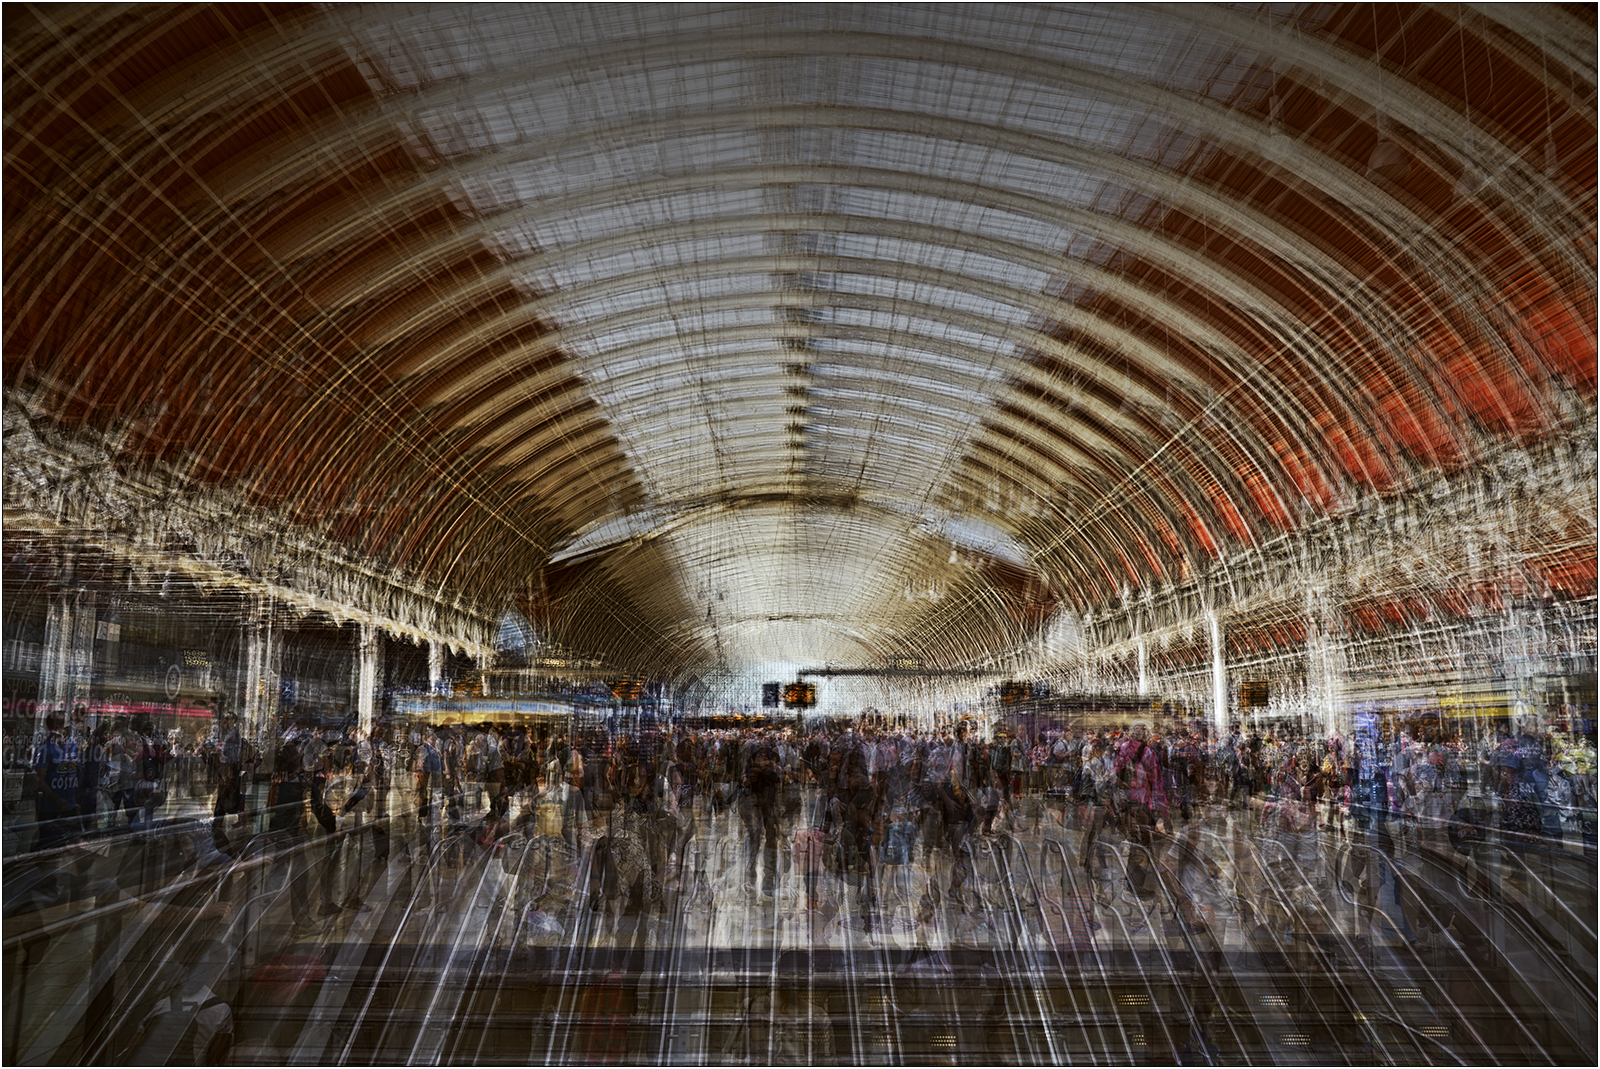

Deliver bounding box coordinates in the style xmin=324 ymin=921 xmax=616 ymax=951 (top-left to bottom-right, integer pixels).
xmin=268 ymin=777 xmax=304 ymax=832
xmin=841 ymin=741 xmax=871 ymax=792
xmin=416 ymin=742 xmax=442 ymax=774
xmin=468 ymin=732 xmax=500 ymax=774
xmin=274 ymin=738 xmax=301 ymax=779
xmin=881 ymin=820 xmax=917 ymax=865
xmin=141 ymin=739 xmax=170 ymax=782
xmin=1117 ymin=741 xmax=1147 ymax=791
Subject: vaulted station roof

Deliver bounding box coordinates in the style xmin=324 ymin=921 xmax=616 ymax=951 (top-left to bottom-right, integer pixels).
xmin=5 ymin=3 xmax=1596 ymax=675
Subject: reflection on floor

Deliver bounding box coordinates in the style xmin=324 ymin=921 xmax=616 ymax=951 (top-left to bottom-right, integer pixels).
xmin=4 ymin=786 xmax=1596 ymax=1065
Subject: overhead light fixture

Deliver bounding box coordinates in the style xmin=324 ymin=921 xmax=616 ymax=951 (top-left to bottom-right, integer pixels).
xmin=1534 ymin=27 xmax=1562 ymax=213
xmin=1365 ymin=10 xmax=1410 ymax=182
xmin=1262 ymin=78 xmax=1294 ymax=163
xmin=1536 ymin=141 xmax=1562 ymax=212
xmin=1452 ymin=128 xmax=1485 ymax=199
xmin=1367 ymin=114 xmax=1412 ymax=181
xmin=1452 ymin=8 xmax=1484 ymax=200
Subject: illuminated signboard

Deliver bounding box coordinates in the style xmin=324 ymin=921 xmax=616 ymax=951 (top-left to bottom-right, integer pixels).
xmin=783 ymin=682 xmax=816 ymax=708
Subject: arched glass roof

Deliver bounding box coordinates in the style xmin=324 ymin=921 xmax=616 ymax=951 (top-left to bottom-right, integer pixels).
xmin=5 ymin=2 xmax=1595 ymax=673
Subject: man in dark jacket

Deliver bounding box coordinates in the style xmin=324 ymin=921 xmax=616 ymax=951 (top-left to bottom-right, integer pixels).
xmin=33 ymin=711 xmax=81 ymax=852
xmin=832 ymin=728 xmax=882 ymax=926
xmin=1116 ymin=727 xmax=1168 ymax=898
xmin=742 ymin=737 xmax=784 ymax=896
xmin=990 ymin=733 xmax=1013 ymax=806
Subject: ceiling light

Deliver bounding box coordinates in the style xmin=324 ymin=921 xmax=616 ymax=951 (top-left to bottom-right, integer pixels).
xmin=1367 ymin=116 xmax=1412 ymax=181
xmin=1452 ymin=129 xmax=1486 ymax=199
xmin=1262 ymin=92 xmax=1294 ymax=163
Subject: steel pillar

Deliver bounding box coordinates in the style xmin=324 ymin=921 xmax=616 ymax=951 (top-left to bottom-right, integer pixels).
xmin=358 ymin=624 xmax=383 ymax=735
xmin=1209 ymin=609 xmax=1228 ymax=737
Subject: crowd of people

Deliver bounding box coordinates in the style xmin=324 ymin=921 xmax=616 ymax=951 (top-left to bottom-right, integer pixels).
xmin=230 ymin=712 xmax=1590 ymax=936
xmin=20 ymin=706 xmax=251 ymax=850
xmin=19 ymin=708 xmax=1598 ymax=933
xmin=21 ymin=709 xmax=1600 ymax=856
xmin=8 ymin=705 xmax=1597 ymax=1063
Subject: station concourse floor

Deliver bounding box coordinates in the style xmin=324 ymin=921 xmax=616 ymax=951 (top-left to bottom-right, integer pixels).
xmin=3 ymin=779 xmax=1595 ymax=1065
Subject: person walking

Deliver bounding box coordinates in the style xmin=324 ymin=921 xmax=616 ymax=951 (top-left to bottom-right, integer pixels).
xmin=33 ymin=710 xmax=81 ymax=852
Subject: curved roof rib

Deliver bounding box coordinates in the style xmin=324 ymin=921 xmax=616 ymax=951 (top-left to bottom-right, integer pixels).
xmin=4 ymin=2 xmax=1594 ymax=672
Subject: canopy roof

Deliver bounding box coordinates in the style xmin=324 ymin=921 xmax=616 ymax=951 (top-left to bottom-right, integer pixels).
xmin=5 ymin=3 xmax=1595 ymax=674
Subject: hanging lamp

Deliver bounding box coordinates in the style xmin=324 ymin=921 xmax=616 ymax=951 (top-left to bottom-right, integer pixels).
xmin=1453 ymin=128 xmax=1486 ymax=198
xmin=1535 ymin=33 xmax=1562 ymax=213
xmin=1452 ymin=9 xmax=1486 ymax=199
xmin=1367 ymin=114 xmax=1413 ymax=181
xmin=1366 ymin=10 xmax=1412 ymax=182
xmin=1261 ymin=57 xmax=1295 ymax=164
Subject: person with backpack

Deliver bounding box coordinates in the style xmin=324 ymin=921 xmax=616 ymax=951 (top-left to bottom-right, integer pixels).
xmin=742 ymin=736 xmax=785 ymax=898
xmin=467 ymin=722 xmax=507 ymax=820
xmin=439 ymin=720 xmax=467 ymax=831
xmin=1076 ymin=737 xmax=1120 ymax=873
xmin=921 ymin=727 xmax=976 ymax=908
xmin=990 ymin=731 xmax=1013 ymax=809
xmin=879 ymin=735 xmax=921 ymax=895
xmin=414 ymin=725 xmax=445 ymax=834
xmin=1115 ymin=726 xmax=1168 ymax=898
xmin=835 ymin=727 xmax=882 ymax=919
xmin=33 ymin=710 xmax=81 ymax=851
xmin=130 ymin=717 xmax=171 ymax=830
xmin=267 ymin=720 xmax=306 ymax=834
xmin=503 ymin=725 xmax=528 ymax=797
xmin=69 ymin=706 xmax=102 ymax=831
xmin=214 ymin=713 xmax=245 ymax=825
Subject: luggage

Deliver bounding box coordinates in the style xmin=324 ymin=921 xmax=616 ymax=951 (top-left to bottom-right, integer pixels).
xmin=415 ymin=742 xmax=442 ymax=775
xmin=536 ymin=800 xmax=564 ymax=836
xmin=881 ymin=820 xmax=916 ymax=866
xmin=268 ymin=779 xmax=304 ymax=833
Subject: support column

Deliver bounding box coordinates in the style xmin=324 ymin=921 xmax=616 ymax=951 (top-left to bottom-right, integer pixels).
xmin=37 ymin=593 xmax=72 ymax=722
xmin=1079 ymin=612 xmax=1098 ymax=693
xmin=1209 ymin=609 xmax=1228 ymax=738
xmin=1306 ymin=587 xmax=1346 ymax=737
xmin=1136 ymin=634 xmax=1150 ymax=697
xmin=38 ymin=590 xmax=95 ymax=730
xmin=429 ymin=640 xmax=447 ymax=695
xmin=477 ymin=651 xmax=492 ymax=698
xmin=358 ymin=624 xmax=383 ymax=736
xmin=241 ymin=598 xmax=278 ymax=741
